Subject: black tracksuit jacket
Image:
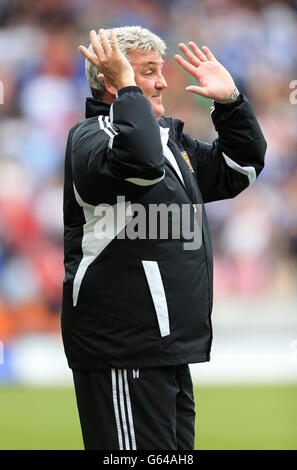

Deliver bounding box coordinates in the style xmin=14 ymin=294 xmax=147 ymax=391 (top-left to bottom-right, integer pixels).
xmin=62 ymin=86 xmax=266 ymax=370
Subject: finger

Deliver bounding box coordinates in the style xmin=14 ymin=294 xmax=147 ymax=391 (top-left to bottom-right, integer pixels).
xmin=97 ymin=73 xmax=104 ymax=80
xmin=110 ymin=29 xmax=119 ymax=52
xmin=174 ymin=54 xmax=198 ymax=76
xmin=185 ymin=85 xmax=209 ymax=97
xmin=78 ymin=45 xmax=98 ymax=66
xmin=201 ymin=46 xmax=215 ymax=60
xmin=99 ymin=28 xmax=111 ymax=54
xmin=188 ymin=42 xmax=207 ymax=62
xmin=90 ymin=29 xmax=104 ymax=57
xmin=178 ymin=43 xmax=200 ymax=67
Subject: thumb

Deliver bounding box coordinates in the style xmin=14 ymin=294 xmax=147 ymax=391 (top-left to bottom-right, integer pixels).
xmin=97 ymin=73 xmax=104 ymax=80
xmin=185 ymin=85 xmax=209 ymax=97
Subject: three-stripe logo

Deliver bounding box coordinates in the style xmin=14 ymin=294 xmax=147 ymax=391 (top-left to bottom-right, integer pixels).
xmin=111 ymin=368 xmax=137 ymax=450
xmin=98 ymin=115 xmax=117 ymax=149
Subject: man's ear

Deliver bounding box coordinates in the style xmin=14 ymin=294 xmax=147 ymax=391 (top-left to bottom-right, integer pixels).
xmin=104 ymin=80 xmax=117 ymax=97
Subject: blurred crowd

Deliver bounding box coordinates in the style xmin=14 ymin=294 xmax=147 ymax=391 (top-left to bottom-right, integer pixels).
xmin=0 ymin=0 xmax=297 ymax=343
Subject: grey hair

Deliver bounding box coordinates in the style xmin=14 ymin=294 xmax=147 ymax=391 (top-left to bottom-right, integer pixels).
xmin=85 ymin=26 xmax=166 ymax=99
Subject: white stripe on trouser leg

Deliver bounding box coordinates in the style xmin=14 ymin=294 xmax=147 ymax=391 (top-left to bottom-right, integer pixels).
xmin=123 ymin=369 xmax=137 ymax=450
xmin=111 ymin=368 xmax=123 ymax=450
xmin=117 ymin=369 xmax=130 ymax=450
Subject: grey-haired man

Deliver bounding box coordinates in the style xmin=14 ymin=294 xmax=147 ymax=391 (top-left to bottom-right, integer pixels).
xmin=62 ymin=26 xmax=266 ymax=449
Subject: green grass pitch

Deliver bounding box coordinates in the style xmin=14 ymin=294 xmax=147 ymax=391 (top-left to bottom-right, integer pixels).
xmin=0 ymin=384 xmax=296 ymax=449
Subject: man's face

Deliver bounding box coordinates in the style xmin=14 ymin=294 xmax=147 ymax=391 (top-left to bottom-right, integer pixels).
xmin=128 ymin=49 xmax=168 ymax=120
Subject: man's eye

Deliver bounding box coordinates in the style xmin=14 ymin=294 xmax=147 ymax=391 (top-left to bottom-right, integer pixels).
xmin=144 ymin=71 xmax=153 ymax=76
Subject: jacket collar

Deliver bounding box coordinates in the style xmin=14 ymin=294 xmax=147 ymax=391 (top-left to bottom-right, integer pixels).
xmin=85 ymin=97 xmax=110 ymax=118
xmin=85 ymin=98 xmax=185 ymax=143
xmin=158 ymin=116 xmax=184 ymax=143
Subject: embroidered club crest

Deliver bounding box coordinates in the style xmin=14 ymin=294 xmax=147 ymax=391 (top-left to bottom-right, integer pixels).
xmin=181 ymin=151 xmax=194 ymax=173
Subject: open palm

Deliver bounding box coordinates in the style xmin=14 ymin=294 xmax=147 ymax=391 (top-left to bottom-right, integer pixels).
xmin=175 ymin=42 xmax=236 ymax=101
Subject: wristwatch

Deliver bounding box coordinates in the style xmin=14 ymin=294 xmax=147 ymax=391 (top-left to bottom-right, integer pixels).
xmin=216 ymin=88 xmax=240 ymax=104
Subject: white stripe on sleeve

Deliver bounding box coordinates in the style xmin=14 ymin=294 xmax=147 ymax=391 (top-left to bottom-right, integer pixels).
xmin=222 ymin=152 xmax=256 ymax=186
xmin=125 ymin=171 xmax=165 ymax=186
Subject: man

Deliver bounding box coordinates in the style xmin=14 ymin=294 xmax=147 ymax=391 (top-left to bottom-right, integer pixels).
xmin=62 ymin=26 xmax=266 ymax=450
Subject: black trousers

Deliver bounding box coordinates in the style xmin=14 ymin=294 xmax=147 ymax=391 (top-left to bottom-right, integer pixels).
xmin=72 ymin=364 xmax=196 ymax=450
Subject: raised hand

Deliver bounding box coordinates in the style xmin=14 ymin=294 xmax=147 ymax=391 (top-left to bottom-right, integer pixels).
xmin=175 ymin=42 xmax=236 ymax=101
xmin=78 ymin=29 xmax=136 ymax=90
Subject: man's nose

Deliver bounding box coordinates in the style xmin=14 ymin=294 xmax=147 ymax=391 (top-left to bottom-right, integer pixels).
xmin=155 ymin=74 xmax=167 ymax=90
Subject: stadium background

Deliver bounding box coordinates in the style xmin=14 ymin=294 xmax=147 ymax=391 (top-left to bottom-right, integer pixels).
xmin=0 ymin=0 xmax=296 ymax=449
